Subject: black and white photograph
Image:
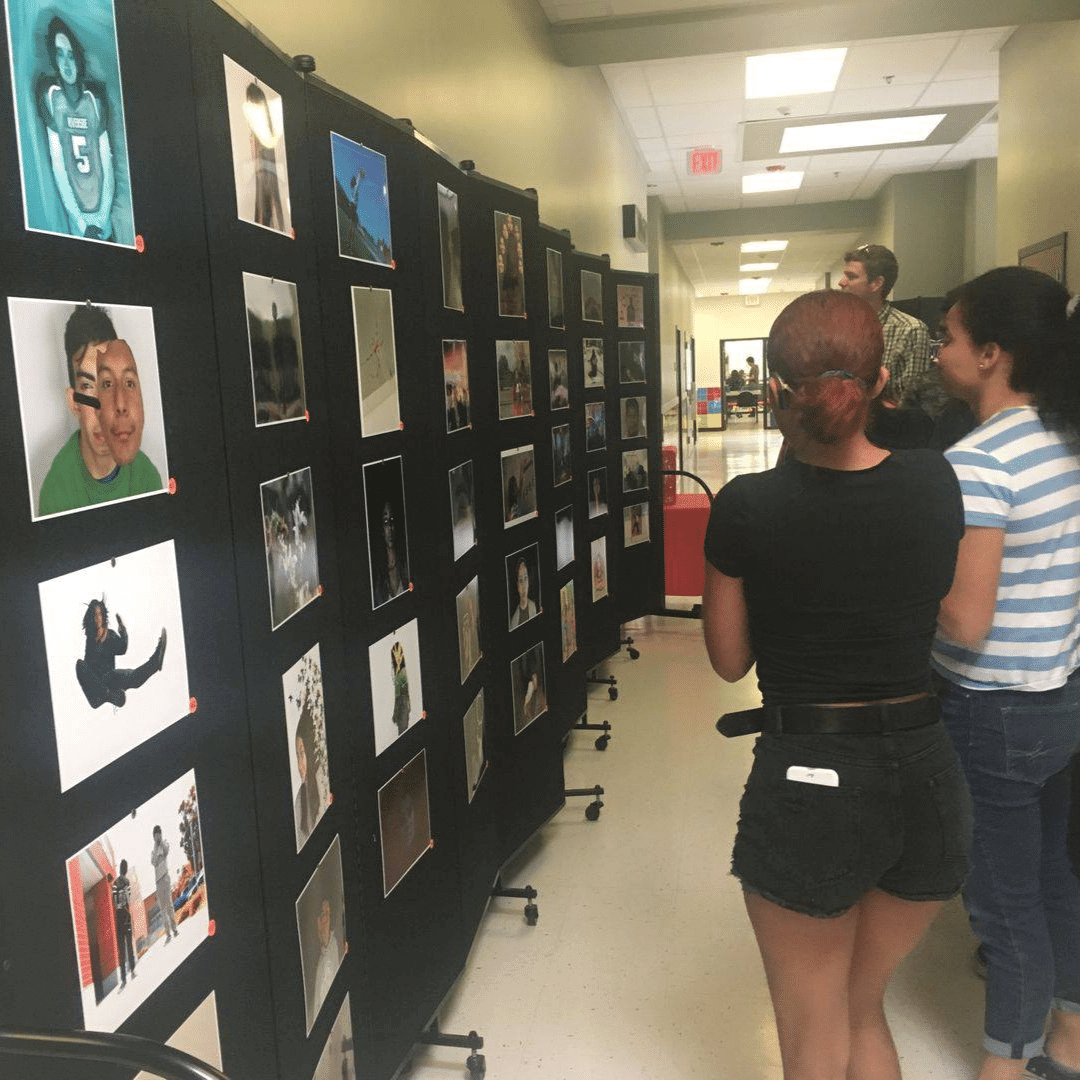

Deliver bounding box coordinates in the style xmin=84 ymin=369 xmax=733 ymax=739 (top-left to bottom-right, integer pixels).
xmin=501 ymin=444 xmax=537 ymax=529
xmin=331 ymin=132 xmax=392 ymax=266
xmin=555 ymin=504 xmax=574 ymax=569
xmin=284 ymin=644 xmax=331 ymax=853
xmin=617 ymin=284 xmax=645 ymax=328
xmin=587 ymin=467 xmax=608 ymax=520
xmin=506 ymin=543 xmax=541 ymax=631
xmin=591 ymin=536 xmax=609 ymax=601
xmin=261 ymin=467 xmax=320 ymax=630
xmin=6 ymin=0 xmax=135 ymax=245
xmin=624 ymin=502 xmax=650 ymax=547
xmin=549 ymin=348 xmax=568 ymax=410
xmin=296 ymin=835 xmax=346 ymax=1035
xmin=495 ymin=210 xmax=525 ymax=318
xmin=10 ymin=296 xmax=168 ymax=521
xmin=560 ymin=580 xmax=577 ymax=662
xmin=581 ymin=269 xmax=603 ymax=323
xmin=449 ymin=460 xmax=476 ymax=560
xmin=66 ymin=771 xmax=208 ymax=1030
xmin=352 ymin=286 xmax=400 ymax=437
xmin=585 ymin=401 xmax=606 ymax=453
xmin=135 ymin=993 xmax=222 ymax=1080
xmin=369 ymin=618 xmax=423 ymax=756
xmin=619 ymin=340 xmax=646 ymax=384
xmin=583 ymin=337 xmax=604 ymax=388
xmin=223 ymin=55 xmax=291 ymax=235
xmin=463 ymin=689 xmax=487 ymax=803
xmin=621 ymin=395 xmax=647 ymax=440
xmin=40 ymin=539 xmax=189 ymax=792
xmin=244 ymin=273 xmax=306 ymax=426
xmin=456 ymin=576 xmax=481 ymax=683
xmin=313 ymin=996 xmax=356 ymax=1080
xmin=622 ymin=448 xmax=649 ymax=493
xmin=438 ymin=183 xmax=463 ymax=311
xmin=378 ymin=749 xmax=432 ymax=897
xmin=363 ymin=456 xmax=410 ymax=609
xmin=552 ymin=423 xmax=572 ymax=486
xmin=546 ymin=247 xmax=564 ymax=329
xmin=496 ymin=339 xmax=532 ymax=419
xmin=511 ymin=641 xmax=547 ymax=735
xmin=443 ymin=339 xmax=470 ymax=432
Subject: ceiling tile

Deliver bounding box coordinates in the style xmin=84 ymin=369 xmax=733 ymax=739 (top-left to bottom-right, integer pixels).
xmin=915 ymin=77 xmax=997 ymax=108
xmin=600 ymin=64 xmax=654 ymax=108
xmin=875 ymin=144 xmax=949 ymax=167
xmin=638 ymin=135 xmax=672 ymax=157
xmin=829 ymin=84 xmax=922 ymax=114
xmin=743 ymin=92 xmax=834 ymax=123
xmin=664 ymin=126 xmax=738 ymax=152
xmin=624 ymin=106 xmax=664 ymax=138
xmin=836 ymin=38 xmax=958 ymax=88
xmin=644 ymin=55 xmax=744 ymax=105
xmin=804 ymin=149 xmax=880 ymax=173
xmin=657 ymin=102 xmax=729 ymax=135
xmin=938 ymin=30 xmax=1009 ymax=81
xmin=646 ymin=162 xmax=678 ymax=182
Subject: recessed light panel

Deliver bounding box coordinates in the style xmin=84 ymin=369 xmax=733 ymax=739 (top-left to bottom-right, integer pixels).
xmin=741 ymin=240 xmax=789 ymax=253
xmin=739 ymin=278 xmax=772 ymax=295
xmin=742 ymin=171 xmax=804 ymax=194
xmin=779 ymin=113 xmax=947 ymax=153
xmin=745 ymin=48 xmax=847 ymax=99
xmin=739 ymin=261 xmax=779 ymax=272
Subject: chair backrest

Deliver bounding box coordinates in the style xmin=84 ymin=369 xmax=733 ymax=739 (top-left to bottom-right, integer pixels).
xmin=735 ymin=391 xmax=757 ymax=407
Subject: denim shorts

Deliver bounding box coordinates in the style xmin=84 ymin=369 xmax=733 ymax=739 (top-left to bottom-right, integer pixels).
xmin=731 ymin=721 xmax=972 ymax=917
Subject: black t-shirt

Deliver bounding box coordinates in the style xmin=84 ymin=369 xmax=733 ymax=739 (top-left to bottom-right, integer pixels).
xmin=704 ymin=450 xmax=963 ymax=705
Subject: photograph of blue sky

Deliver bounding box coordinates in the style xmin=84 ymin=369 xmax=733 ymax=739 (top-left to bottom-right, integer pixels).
xmin=331 ymin=132 xmax=393 ymax=266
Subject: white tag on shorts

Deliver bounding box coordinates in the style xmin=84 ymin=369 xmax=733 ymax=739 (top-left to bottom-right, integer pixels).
xmin=786 ymin=765 xmax=839 ymax=787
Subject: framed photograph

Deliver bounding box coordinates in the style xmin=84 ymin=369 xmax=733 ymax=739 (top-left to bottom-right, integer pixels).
xmin=624 ymin=502 xmax=650 ymax=547
xmin=618 ymin=340 xmax=646 ymax=384
xmin=555 ymin=504 xmax=574 ymax=569
xmin=549 ymin=349 xmax=569 ymax=410
xmin=313 ymin=996 xmax=356 ymax=1080
xmin=283 ymin=644 xmax=331 ymax=853
xmin=560 ymin=580 xmax=577 ymax=662
xmin=449 ymin=460 xmax=476 ymax=560
xmin=617 ymin=284 xmax=644 ymax=328
xmin=585 ymin=402 xmax=606 ymax=453
xmin=1019 ymin=232 xmax=1067 ymax=284
xmin=581 ymin=269 xmax=603 ymax=323
xmin=223 ymin=55 xmax=291 ymax=236
xmin=587 ymin=467 xmax=608 ymax=520
xmin=261 ymin=467 xmax=320 ymax=629
xmin=363 ymin=456 xmax=410 ymax=609
xmin=511 ymin=641 xmax=547 ymax=735
xmin=330 ymin=132 xmax=392 ymax=265
xmin=583 ymin=338 xmax=604 ymax=388
xmin=456 ymin=576 xmax=481 ymax=683
xmin=622 ymin=448 xmax=649 ymax=493
xmin=351 ymin=286 xmax=400 ymax=437
xmin=621 ymin=395 xmax=647 ymax=440
xmin=6 ymin=0 xmax=135 ymax=246
xmin=501 ymin=444 xmax=537 ymax=529
xmin=369 ymin=618 xmax=423 ymax=756
xmin=40 ymin=539 xmax=189 ymax=792
xmin=378 ymin=749 xmax=432 ymax=897
xmin=495 ymin=210 xmax=525 ymax=317
xmin=135 ymin=993 xmax=222 ymax=1080
xmin=443 ymin=339 xmax=470 ymax=432
xmin=437 ymin=183 xmax=463 ymax=311
xmin=552 ymin=423 xmax=572 ymax=486
xmin=546 ymin=248 xmax=565 ymax=329
xmin=9 ymin=296 xmax=168 ymax=521
xmin=66 ymin=771 xmax=208 ymax=1030
xmin=243 ymin=273 xmax=306 ymax=426
xmin=506 ymin=543 xmax=541 ymax=631
xmin=496 ymin=339 xmax=532 ymax=419
xmin=463 ymin=689 xmax=487 ymax=803
xmin=296 ymin=835 xmax=346 ymax=1035
xmin=591 ymin=536 xmax=608 ymax=601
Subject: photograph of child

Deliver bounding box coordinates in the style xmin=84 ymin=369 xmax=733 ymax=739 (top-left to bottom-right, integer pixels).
xmin=313 ymin=995 xmax=356 ymax=1080
xmin=624 ymin=502 xmax=650 ymax=547
xmin=378 ymin=749 xmax=432 ymax=897
xmin=65 ymin=770 xmax=208 ymax=1030
xmin=331 ymin=132 xmax=392 ymax=265
xmin=496 ymin=340 xmax=532 ymax=419
xmin=549 ymin=349 xmax=568 ymax=410
xmin=560 ymin=580 xmax=577 ymax=662
xmin=448 ymin=460 xmax=476 ymax=560
xmin=369 ymin=618 xmax=423 ymax=756
xmin=619 ymin=341 xmax=646 ymax=384
xmin=582 ymin=338 xmax=604 ymax=388
xmin=10 ymin=296 xmax=168 ymax=521
xmin=456 ymin=576 xmax=481 ymax=683
xmin=621 ymin=395 xmax=647 ymax=440
xmin=585 ymin=402 xmax=606 ymax=453
xmin=295 ymin=835 xmax=346 ymax=1035
xmin=581 ymin=269 xmax=603 ymax=323
xmin=6 ymin=0 xmax=135 ymax=245
xmin=506 ymin=544 xmax=541 ymax=631
xmin=352 ymin=286 xmax=400 ymax=437
xmin=363 ymin=456 xmax=410 ymax=609
xmin=555 ymin=505 xmax=574 ymax=569
xmin=260 ymin=467 xmax=320 ymax=630
xmin=495 ymin=210 xmax=525 ymax=318
xmin=443 ymin=339 xmax=470 ymax=433
xmin=617 ymin=284 xmax=644 ymax=329
xmin=511 ymin=642 xmax=547 ymax=735
xmin=546 ymin=248 xmax=564 ymax=329
xmin=438 ymin=183 xmax=463 ymax=311
xmin=622 ymin=449 xmax=649 ymax=493
xmin=552 ymin=424 xmax=571 ymax=486
xmin=284 ymin=644 xmax=331 ymax=853
xmin=592 ymin=537 xmax=609 ymax=601
xmin=587 ymin=467 xmax=608 ymax=520
xmin=463 ymin=689 xmax=487 ymax=803
xmin=501 ymin=445 xmax=536 ymax=529
xmin=244 ymin=273 xmax=306 ymax=426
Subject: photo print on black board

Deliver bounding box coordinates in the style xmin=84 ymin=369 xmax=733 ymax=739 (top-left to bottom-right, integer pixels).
xmin=506 ymin=543 xmax=541 ymax=631
xmin=581 ymin=269 xmax=603 ymax=323
xmin=363 ymin=455 xmax=410 ymax=609
xmin=134 ymin=993 xmax=222 ymax=1080
xmin=223 ymin=55 xmax=291 ymax=236
xmin=443 ymin=339 xmax=470 ymax=433
xmin=560 ymin=580 xmax=577 ymax=661
xmin=448 ymin=459 xmax=477 ymax=560
xmin=6 ymin=0 xmax=135 ymax=245
xmin=494 ymin=210 xmax=525 ymax=317
xmin=622 ymin=448 xmax=649 ymax=493
xmin=624 ymin=501 xmax=650 ymax=547
xmin=496 ymin=339 xmax=532 ymax=419
xmin=552 ymin=423 xmax=572 ymax=486
xmin=330 ymin=132 xmax=392 ymax=266
xmin=585 ymin=401 xmax=606 ymax=453
xmin=438 ymin=183 xmax=463 ymax=312
xmin=549 ymin=348 xmax=569 ymax=410
xmin=296 ymin=835 xmax=346 ymax=1035
xmin=369 ymin=618 xmax=423 ymax=756
xmin=313 ymin=995 xmax=356 ymax=1080
xmin=463 ymin=689 xmax=487 ymax=803
xmin=511 ymin=641 xmax=547 ymax=735
xmin=555 ymin=504 xmax=574 ymax=569
xmin=40 ymin=539 xmax=189 ymax=792
xmin=379 ymin=749 xmax=432 ymax=897
xmin=66 ymin=770 xmax=208 ymax=1031
xmin=352 ymin=286 xmax=400 ymax=437
xmin=9 ymin=296 xmax=168 ymax=521
xmin=284 ymin=643 xmax=331 ymax=853
xmin=619 ymin=340 xmax=646 ymax=384
xmin=591 ymin=536 xmax=609 ymax=601
xmin=261 ymin=467 xmax=320 ymax=630
xmin=587 ymin=466 xmax=608 ymax=520
xmin=501 ymin=444 xmax=536 ymax=529
xmin=456 ymin=575 xmax=481 ymax=683
xmin=546 ymin=247 xmax=565 ymax=329
xmin=582 ymin=337 xmax=604 ymax=388
xmin=243 ymin=272 xmax=306 ymax=426
xmin=617 ymin=284 xmax=644 ymax=329
xmin=621 ymin=395 xmax=647 ymax=440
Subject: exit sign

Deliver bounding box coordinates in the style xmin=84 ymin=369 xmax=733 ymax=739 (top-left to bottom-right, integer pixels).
xmin=687 ymin=147 xmax=722 ymax=175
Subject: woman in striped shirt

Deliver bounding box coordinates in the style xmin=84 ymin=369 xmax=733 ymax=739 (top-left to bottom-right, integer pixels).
xmin=934 ymin=266 xmax=1080 ymax=1080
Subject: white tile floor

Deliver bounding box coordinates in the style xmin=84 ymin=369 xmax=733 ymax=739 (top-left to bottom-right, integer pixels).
xmin=407 ymin=428 xmax=988 ymax=1080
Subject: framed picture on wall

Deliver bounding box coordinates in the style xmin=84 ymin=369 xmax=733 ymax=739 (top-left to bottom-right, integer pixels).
xmin=501 ymin=444 xmax=537 ymax=529
xmin=510 ymin=641 xmax=547 ymax=734
xmin=560 ymin=580 xmax=577 ymax=662
xmin=312 ymin=996 xmax=356 ymax=1080
xmin=617 ymin=284 xmax=644 ymax=328
xmin=506 ymin=543 xmax=541 ymax=631
xmin=295 ymin=836 xmax=347 ymax=1034
xmin=449 ymin=459 xmax=477 ymax=559
xmin=438 ymin=183 xmax=464 ymax=311
xmin=369 ymin=618 xmax=423 ymax=755
xmin=619 ymin=340 xmax=645 ymax=384
xmin=549 ymin=348 xmax=569 ymax=409
xmin=443 ymin=339 xmax=470 ymax=432
xmin=244 ymin=273 xmax=306 ymax=426
xmin=456 ymin=576 xmax=481 ymax=683
xmin=330 ymin=132 xmax=392 ymax=265
xmin=581 ymin=269 xmax=603 ymax=322
xmin=463 ymin=689 xmax=487 ymax=803
xmin=260 ymin=467 xmax=320 ymax=629
xmin=555 ymin=504 xmax=574 ymax=568
xmin=583 ymin=338 xmax=604 ymax=387
xmin=591 ymin=536 xmax=609 ymax=601
xmin=378 ymin=749 xmax=432 ymax=896
xmin=552 ymin=423 xmax=572 ymax=486
xmin=352 ymin=286 xmax=400 ymax=437
xmin=622 ymin=448 xmax=649 ymax=493
xmin=496 ymin=340 xmax=532 ymax=419
xmin=283 ymin=643 xmax=331 ymax=853
xmin=495 ymin=210 xmax=525 ymax=317
xmin=1019 ymin=232 xmax=1067 ymax=284
xmin=585 ymin=402 xmax=606 ymax=452
xmin=621 ymin=395 xmax=647 ymax=440
xmin=587 ymin=466 xmax=608 ymax=519
xmin=624 ymin=502 xmax=650 ymax=547
xmin=547 ymin=248 xmax=565 ymax=328
xmin=363 ymin=456 xmax=411 ymax=609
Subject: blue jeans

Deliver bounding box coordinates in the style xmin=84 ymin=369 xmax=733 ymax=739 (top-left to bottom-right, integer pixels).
xmin=941 ymin=673 xmax=1080 ymax=1058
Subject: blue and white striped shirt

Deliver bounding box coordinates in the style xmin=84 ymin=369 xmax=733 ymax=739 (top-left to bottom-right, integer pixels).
xmin=933 ymin=406 xmax=1080 ymax=690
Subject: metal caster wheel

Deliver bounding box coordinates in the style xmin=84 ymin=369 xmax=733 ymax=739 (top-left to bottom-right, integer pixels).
xmin=466 ymin=1051 xmax=486 ymax=1079
xmin=608 ymin=686 xmax=618 ymax=701
xmin=585 ymin=801 xmax=602 ymax=821
xmin=628 ymin=647 xmax=640 ymax=660
xmin=595 ymin=734 xmax=609 ymax=751
xmin=524 ymin=902 xmax=539 ymax=925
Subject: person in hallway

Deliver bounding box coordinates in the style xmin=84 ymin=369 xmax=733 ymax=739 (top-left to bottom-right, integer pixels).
xmin=150 ymin=824 xmax=179 ymax=943
xmin=702 ymin=289 xmax=969 ymax=1080
xmin=111 ymin=859 xmax=137 ymax=990
xmin=932 ymin=266 xmax=1080 ymax=1080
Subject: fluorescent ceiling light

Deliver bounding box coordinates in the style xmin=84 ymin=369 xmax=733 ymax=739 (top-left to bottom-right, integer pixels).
xmin=779 ymin=113 xmax=946 ymax=153
xmin=745 ymin=48 xmax=847 ymax=99
xmin=739 ymin=278 xmax=772 ymax=295
xmin=742 ymin=171 xmax=804 ymax=194
xmin=740 ymin=261 xmax=779 ymax=272
xmin=741 ymin=240 xmax=788 ymax=253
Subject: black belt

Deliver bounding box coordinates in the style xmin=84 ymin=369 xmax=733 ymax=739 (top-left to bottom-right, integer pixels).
xmin=716 ymin=694 xmax=939 ymax=738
